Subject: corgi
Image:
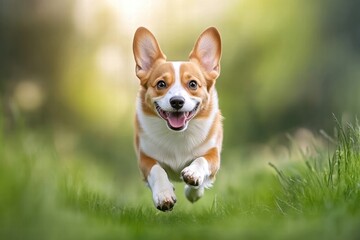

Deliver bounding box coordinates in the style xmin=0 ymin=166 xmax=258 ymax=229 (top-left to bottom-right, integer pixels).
xmin=132 ymin=27 xmax=223 ymax=211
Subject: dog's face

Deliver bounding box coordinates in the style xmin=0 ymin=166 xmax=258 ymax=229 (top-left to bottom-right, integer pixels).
xmin=133 ymin=27 xmax=221 ymax=132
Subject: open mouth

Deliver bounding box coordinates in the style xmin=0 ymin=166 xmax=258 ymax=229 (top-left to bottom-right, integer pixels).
xmin=155 ymin=102 xmax=200 ymax=131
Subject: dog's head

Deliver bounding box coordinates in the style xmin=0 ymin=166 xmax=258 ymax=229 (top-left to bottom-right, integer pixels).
xmin=133 ymin=27 xmax=221 ymax=132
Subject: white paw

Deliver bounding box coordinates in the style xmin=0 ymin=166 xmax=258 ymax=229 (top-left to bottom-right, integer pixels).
xmin=181 ymin=165 xmax=205 ymax=187
xmin=152 ymin=186 xmax=177 ymax=211
xmin=185 ymin=185 xmax=204 ymax=203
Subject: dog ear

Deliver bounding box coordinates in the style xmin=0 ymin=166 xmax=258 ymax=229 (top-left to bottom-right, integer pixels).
xmin=133 ymin=27 xmax=166 ymax=82
xmin=189 ymin=27 xmax=222 ymax=81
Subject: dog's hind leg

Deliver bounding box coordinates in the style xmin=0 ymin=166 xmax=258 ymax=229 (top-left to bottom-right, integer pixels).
xmin=181 ymin=147 xmax=220 ymax=203
xmin=184 ymin=185 xmax=205 ymax=203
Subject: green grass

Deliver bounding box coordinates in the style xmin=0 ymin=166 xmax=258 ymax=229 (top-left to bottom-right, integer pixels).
xmin=1 ymin=118 xmax=360 ymax=239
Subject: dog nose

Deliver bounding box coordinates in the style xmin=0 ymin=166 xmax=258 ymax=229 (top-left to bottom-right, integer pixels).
xmin=170 ymin=96 xmax=185 ymax=110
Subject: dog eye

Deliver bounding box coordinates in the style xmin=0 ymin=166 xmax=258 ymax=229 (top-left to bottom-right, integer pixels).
xmin=156 ymin=80 xmax=167 ymax=90
xmin=188 ymin=80 xmax=198 ymax=90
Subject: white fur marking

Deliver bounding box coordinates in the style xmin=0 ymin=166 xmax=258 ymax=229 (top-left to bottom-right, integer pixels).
xmin=154 ymin=62 xmax=199 ymax=113
xmin=136 ymin=89 xmax=220 ymax=180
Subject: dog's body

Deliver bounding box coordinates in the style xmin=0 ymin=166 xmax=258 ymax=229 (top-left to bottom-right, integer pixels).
xmin=133 ymin=27 xmax=223 ymax=211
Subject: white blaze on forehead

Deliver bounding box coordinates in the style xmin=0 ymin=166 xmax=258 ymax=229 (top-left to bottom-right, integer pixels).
xmin=154 ymin=61 xmax=200 ymax=113
xmin=168 ymin=61 xmax=184 ymax=96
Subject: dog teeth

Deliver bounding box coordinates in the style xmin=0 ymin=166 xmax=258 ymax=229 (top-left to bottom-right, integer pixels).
xmin=155 ymin=103 xmax=200 ymax=120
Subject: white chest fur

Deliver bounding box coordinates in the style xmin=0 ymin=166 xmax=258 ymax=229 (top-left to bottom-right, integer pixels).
xmin=136 ymin=91 xmax=219 ymax=181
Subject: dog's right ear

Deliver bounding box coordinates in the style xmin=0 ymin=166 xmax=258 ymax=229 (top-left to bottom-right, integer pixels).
xmin=133 ymin=27 xmax=166 ymax=83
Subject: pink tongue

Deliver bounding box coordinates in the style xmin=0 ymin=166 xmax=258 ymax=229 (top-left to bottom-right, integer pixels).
xmin=167 ymin=112 xmax=187 ymax=128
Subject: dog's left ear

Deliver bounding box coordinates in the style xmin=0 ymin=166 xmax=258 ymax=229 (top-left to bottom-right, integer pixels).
xmin=189 ymin=27 xmax=222 ymax=81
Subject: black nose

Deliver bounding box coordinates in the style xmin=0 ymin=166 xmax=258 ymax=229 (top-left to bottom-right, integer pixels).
xmin=170 ymin=96 xmax=185 ymax=110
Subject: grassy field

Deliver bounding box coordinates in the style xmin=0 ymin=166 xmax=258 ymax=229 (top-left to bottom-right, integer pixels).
xmin=1 ymin=118 xmax=360 ymax=240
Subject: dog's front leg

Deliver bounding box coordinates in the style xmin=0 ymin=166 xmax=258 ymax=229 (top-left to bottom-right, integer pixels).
xmin=148 ymin=165 xmax=177 ymax=211
xmin=139 ymin=153 xmax=176 ymax=211
xmin=181 ymin=147 xmax=220 ymax=202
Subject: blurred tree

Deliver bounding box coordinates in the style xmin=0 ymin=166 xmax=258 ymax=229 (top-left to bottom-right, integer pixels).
xmin=0 ymin=0 xmax=73 ymax=127
xmin=218 ymin=0 xmax=360 ymax=147
xmin=1 ymin=0 xmax=359 ymax=156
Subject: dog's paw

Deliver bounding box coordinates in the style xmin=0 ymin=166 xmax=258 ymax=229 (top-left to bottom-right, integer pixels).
xmin=181 ymin=165 xmax=205 ymax=187
xmin=185 ymin=185 xmax=204 ymax=203
xmin=153 ymin=187 xmax=177 ymax=212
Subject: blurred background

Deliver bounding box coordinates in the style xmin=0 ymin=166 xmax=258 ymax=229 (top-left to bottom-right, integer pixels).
xmin=1 ymin=0 xmax=360 ymax=172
